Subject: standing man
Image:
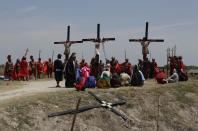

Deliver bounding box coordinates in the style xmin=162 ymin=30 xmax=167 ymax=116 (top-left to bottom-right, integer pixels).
xmin=47 ymin=58 xmax=53 ymax=78
xmin=36 ymin=58 xmax=43 ymax=79
xmin=54 ymin=54 xmax=64 ymax=87
xmin=19 ymin=56 xmax=29 ymax=81
xmin=29 ymin=55 xmax=36 ymax=80
xmin=4 ymin=55 xmax=14 ymax=80
xmin=65 ymin=52 xmax=76 ymax=87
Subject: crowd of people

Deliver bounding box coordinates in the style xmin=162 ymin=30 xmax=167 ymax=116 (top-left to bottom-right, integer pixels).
xmin=3 ymin=55 xmax=53 ymax=81
xmin=155 ymin=56 xmax=188 ymax=84
xmin=3 ymin=52 xmax=188 ymax=91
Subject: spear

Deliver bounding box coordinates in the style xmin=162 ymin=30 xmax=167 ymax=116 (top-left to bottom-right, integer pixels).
xmin=39 ymin=50 xmax=41 ymax=59
xmin=52 ymin=50 xmax=54 ymax=62
xmin=124 ymin=50 xmax=126 ymax=59
xmin=24 ymin=48 xmax=29 ymax=57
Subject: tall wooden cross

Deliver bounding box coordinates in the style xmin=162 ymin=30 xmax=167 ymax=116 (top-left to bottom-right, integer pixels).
xmin=54 ymin=26 xmax=83 ymax=63
xmin=129 ymin=22 xmax=164 ymax=61
xmin=82 ymin=24 xmax=115 ymax=59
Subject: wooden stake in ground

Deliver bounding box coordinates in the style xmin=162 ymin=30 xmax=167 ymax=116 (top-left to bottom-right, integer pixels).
xmin=54 ymin=26 xmax=83 ymax=64
xmin=71 ymin=98 xmax=81 ymax=131
xmin=129 ymin=22 xmax=164 ymax=61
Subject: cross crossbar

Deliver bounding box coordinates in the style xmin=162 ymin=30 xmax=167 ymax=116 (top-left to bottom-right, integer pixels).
xmin=129 ymin=21 xmax=164 ymax=60
xmin=129 ymin=21 xmax=164 ymax=43
xmin=54 ymin=26 xmax=83 ymax=45
xmin=82 ymin=24 xmax=115 ymax=43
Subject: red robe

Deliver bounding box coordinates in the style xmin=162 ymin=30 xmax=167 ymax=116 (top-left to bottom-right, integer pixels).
xmin=37 ymin=62 xmax=43 ymax=74
xmin=43 ymin=61 xmax=48 ymax=74
xmin=155 ymin=71 xmax=167 ymax=84
xmin=19 ymin=60 xmax=29 ymax=77
xmin=12 ymin=63 xmax=20 ymax=80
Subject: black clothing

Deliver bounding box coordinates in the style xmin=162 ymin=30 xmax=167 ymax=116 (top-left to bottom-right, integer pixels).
xmin=54 ymin=59 xmax=63 ymax=81
xmin=65 ymin=60 xmax=76 ymax=87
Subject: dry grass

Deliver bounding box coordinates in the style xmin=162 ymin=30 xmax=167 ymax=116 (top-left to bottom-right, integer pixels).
xmin=0 ymin=81 xmax=26 ymax=93
xmin=0 ymin=79 xmax=198 ymax=131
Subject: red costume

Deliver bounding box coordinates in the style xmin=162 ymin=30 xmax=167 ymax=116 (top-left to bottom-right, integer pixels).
xmin=37 ymin=60 xmax=43 ymax=79
xmin=19 ymin=59 xmax=29 ymax=78
xmin=12 ymin=60 xmax=20 ymax=80
xmin=155 ymin=71 xmax=167 ymax=84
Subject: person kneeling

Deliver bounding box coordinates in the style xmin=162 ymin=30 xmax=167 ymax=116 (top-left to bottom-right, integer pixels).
xmin=131 ymin=65 xmax=144 ymax=87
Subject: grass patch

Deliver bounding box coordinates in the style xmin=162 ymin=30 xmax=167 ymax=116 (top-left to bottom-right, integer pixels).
xmin=0 ymin=81 xmax=26 ymax=93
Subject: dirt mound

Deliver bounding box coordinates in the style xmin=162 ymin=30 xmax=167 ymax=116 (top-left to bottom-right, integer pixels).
xmin=0 ymin=79 xmax=198 ymax=131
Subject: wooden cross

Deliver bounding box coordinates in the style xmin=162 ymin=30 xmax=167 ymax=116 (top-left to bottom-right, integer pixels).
xmin=48 ymin=91 xmax=128 ymax=121
xmin=54 ymin=26 xmax=83 ymax=63
xmin=82 ymin=24 xmax=115 ymax=58
xmin=129 ymin=22 xmax=164 ymax=61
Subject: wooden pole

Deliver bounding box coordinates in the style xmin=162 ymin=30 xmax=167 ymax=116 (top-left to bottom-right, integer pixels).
xmin=124 ymin=50 xmax=126 ymax=59
xmin=71 ymin=98 xmax=81 ymax=131
xmin=24 ymin=48 xmax=29 ymax=57
xmin=167 ymin=48 xmax=170 ymax=77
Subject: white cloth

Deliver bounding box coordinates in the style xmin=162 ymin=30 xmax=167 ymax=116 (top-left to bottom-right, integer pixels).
xmin=95 ymin=42 xmax=100 ymax=56
xmin=101 ymin=71 xmax=111 ymax=79
xmin=120 ymin=73 xmax=131 ymax=86
xmin=139 ymin=71 xmax=145 ymax=81
xmin=167 ymin=72 xmax=179 ymax=83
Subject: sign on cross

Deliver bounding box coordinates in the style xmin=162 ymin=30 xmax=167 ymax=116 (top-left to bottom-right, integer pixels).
xmin=54 ymin=26 xmax=83 ymax=63
xmin=82 ymin=24 xmax=115 ymax=59
xmin=129 ymin=22 xmax=164 ymax=61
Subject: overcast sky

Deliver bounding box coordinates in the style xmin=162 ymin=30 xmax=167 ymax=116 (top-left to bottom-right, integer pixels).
xmin=0 ymin=0 xmax=198 ymax=66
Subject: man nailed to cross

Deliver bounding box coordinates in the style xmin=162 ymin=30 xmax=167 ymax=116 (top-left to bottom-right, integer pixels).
xmin=82 ymin=24 xmax=115 ymax=59
xmin=129 ymin=22 xmax=164 ymax=61
xmin=54 ymin=26 xmax=83 ymax=64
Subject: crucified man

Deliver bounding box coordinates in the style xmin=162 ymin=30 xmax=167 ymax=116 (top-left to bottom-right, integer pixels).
xmin=64 ymin=42 xmax=72 ymax=62
xmin=141 ymin=38 xmax=150 ymax=60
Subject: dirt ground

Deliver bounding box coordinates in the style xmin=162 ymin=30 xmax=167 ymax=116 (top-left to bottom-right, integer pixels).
xmin=0 ymin=79 xmax=198 ymax=131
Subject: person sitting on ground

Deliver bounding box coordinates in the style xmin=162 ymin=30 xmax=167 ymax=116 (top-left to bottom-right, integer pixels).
xmin=100 ymin=60 xmax=111 ymax=81
xmin=97 ymin=63 xmax=111 ymax=89
xmin=74 ymin=63 xmax=91 ymax=91
xmin=120 ymin=72 xmax=131 ymax=86
xmin=155 ymin=69 xmax=167 ymax=84
xmin=167 ymin=68 xmax=179 ymax=83
xmin=178 ymin=69 xmax=188 ymax=81
xmin=131 ymin=65 xmax=144 ymax=86
xmin=54 ymin=54 xmax=64 ymax=87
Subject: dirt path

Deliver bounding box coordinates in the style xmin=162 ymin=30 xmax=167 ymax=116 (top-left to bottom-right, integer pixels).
xmin=0 ymin=79 xmax=157 ymax=101
xmin=0 ymin=80 xmax=73 ymax=101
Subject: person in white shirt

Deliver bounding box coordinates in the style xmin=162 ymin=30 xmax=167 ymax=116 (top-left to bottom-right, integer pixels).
xmin=167 ymin=68 xmax=179 ymax=83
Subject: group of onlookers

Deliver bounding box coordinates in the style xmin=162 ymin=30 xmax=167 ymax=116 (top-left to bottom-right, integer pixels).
xmin=54 ymin=53 xmax=162 ymax=90
xmin=3 ymin=55 xmax=53 ymax=81
xmin=3 ymin=53 xmax=188 ymax=90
